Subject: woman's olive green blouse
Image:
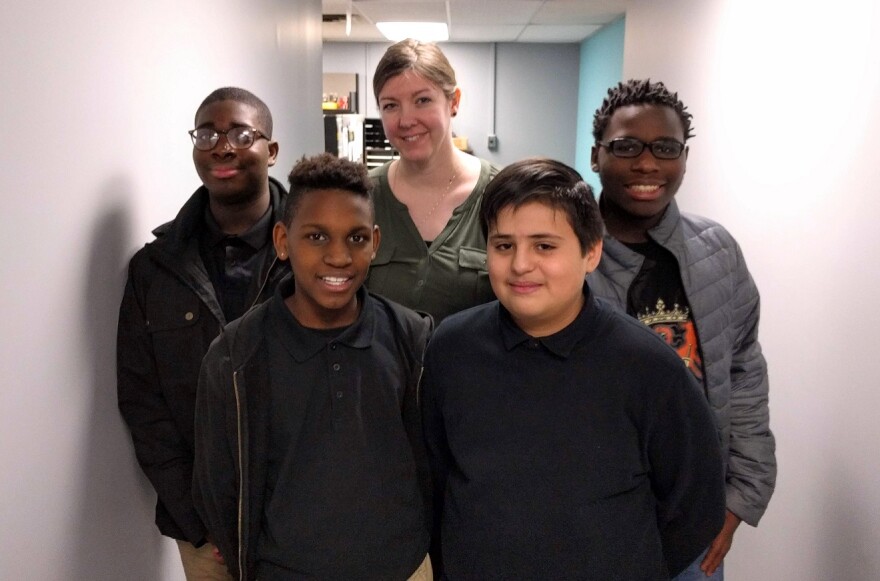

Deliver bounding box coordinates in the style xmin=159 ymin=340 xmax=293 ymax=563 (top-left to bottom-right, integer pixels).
xmin=366 ymin=159 xmax=499 ymax=323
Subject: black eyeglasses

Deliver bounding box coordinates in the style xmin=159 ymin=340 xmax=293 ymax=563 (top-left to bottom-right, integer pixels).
xmin=188 ymin=126 xmax=269 ymax=151
xmin=598 ymin=137 xmax=686 ymax=160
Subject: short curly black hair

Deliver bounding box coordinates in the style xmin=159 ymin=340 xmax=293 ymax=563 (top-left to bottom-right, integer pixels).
xmin=592 ymin=79 xmax=694 ymax=142
xmin=282 ymin=153 xmax=373 ymax=225
xmin=195 ymin=87 xmax=273 ymax=137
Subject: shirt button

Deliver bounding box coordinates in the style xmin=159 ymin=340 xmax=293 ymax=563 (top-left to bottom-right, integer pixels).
xmin=332 ymin=363 xmax=341 ymax=372
xmin=416 ymin=279 xmax=425 ymax=287
xmin=330 ymin=343 xmax=337 ymax=350
xmin=336 ymin=391 xmax=344 ymax=399
xmin=184 ymin=312 xmax=194 ymax=321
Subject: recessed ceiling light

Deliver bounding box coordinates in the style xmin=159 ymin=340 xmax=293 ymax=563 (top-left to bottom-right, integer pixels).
xmin=376 ymin=22 xmax=449 ymax=42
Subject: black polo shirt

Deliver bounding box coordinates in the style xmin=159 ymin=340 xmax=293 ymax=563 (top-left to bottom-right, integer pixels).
xmin=422 ymin=286 xmax=725 ymax=579
xmin=256 ymin=284 xmax=427 ymax=580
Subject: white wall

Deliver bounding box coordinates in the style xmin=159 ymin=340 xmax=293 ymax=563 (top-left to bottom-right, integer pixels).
xmin=7 ymin=0 xmax=876 ymax=577
xmin=324 ymin=42 xmax=581 ymax=167
xmin=0 ymin=1 xmax=322 ymax=578
xmin=623 ymin=0 xmax=880 ymax=578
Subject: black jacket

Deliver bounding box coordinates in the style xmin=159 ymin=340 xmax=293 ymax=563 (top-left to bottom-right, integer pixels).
xmin=116 ymin=178 xmax=289 ymax=543
xmin=193 ymin=279 xmax=432 ymax=580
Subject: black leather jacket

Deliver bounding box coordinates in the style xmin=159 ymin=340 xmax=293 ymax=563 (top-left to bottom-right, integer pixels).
xmin=116 ymin=178 xmax=289 ymax=542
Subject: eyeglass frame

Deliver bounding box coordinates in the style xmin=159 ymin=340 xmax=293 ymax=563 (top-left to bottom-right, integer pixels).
xmin=596 ymin=137 xmax=687 ymax=160
xmin=188 ymin=126 xmax=270 ymax=151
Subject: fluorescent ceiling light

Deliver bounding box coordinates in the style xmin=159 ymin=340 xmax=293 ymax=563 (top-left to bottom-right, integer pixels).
xmin=376 ymin=22 xmax=449 ymax=42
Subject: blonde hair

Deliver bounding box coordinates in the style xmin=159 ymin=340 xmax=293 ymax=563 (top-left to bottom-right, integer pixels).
xmin=373 ymin=39 xmax=457 ymax=102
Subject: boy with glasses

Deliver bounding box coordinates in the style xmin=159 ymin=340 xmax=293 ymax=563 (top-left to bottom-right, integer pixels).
xmin=589 ymin=79 xmax=777 ymax=579
xmin=117 ymin=87 xmax=289 ymax=579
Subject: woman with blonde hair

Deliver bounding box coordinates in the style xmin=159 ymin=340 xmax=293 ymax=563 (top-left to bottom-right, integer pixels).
xmin=367 ymin=39 xmax=498 ymax=322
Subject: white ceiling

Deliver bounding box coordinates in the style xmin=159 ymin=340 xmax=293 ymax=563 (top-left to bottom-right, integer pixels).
xmin=322 ymin=0 xmax=629 ymax=43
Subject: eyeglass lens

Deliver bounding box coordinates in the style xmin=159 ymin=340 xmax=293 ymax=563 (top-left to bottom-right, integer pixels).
xmin=190 ymin=127 xmax=258 ymax=151
xmin=609 ymin=138 xmax=683 ymax=160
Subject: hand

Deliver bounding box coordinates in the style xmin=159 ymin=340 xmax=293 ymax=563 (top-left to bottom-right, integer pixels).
xmin=206 ymin=535 xmax=225 ymax=565
xmin=701 ymin=510 xmax=741 ymax=575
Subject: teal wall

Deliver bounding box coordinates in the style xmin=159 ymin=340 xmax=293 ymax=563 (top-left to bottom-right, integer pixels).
xmin=575 ymin=17 xmax=625 ymax=194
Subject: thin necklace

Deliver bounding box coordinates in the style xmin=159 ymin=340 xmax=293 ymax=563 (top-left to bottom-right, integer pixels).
xmin=392 ymin=162 xmax=457 ymax=225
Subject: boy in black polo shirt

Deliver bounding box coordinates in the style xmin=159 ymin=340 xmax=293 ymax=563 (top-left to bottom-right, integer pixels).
xmin=422 ymin=158 xmax=725 ymax=579
xmin=194 ymin=153 xmax=433 ymax=580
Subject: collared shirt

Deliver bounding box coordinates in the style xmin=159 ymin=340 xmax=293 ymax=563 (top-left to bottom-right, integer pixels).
xmin=256 ymin=283 xmax=427 ymax=580
xmin=422 ymin=286 xmax=725 ymax=579
xmin=365 ymin=159 xmax=499 ymax=323
xmin=199 ymin=204 xmax=274 ymax=322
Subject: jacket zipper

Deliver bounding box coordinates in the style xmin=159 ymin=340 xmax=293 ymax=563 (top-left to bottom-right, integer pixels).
xmin=233 ymin=371 xmax=245 ymax=581
xmin=249 ymin=256 xmax=279 ymax=311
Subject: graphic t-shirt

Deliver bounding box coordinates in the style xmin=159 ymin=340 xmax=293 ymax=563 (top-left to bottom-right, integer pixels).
xmin=624 ymin=240 xmax=704 ymax=383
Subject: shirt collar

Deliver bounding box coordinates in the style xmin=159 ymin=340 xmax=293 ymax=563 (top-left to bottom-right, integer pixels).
xmin=269 ymin=276 xmax=375 ymax=362
xmin=498 ymin=283 xmax=597 ymax=358
xmin=202 ymin=202 xmax=273 ymax=250
xmin=597 ymin=195 xmax=681 ymax=247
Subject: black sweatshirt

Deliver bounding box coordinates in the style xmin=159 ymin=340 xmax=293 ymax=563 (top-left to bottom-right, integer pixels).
xmin=422 ymin=287 xmax=725 ymax=580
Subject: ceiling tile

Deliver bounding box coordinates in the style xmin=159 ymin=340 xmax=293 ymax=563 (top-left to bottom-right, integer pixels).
xmin=517 ymin=24 xmax=602 ymax=43
xmin=353 ymin=1 xmax=447 ymax=24
xmin=323 ymin=0 xmax=626 ymax=43
xmin=450 ymin=1 xmax=543 ymax=26
xmin=323 ymin=19 xmax=386 ymax=42
xmin=450 ymin=25 xmax=525 ymax=42
xmin=531 ymin=0 xmax=626 ymax=25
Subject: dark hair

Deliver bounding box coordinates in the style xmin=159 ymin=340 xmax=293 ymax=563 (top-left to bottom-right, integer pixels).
xmin=195 ymin=87 xmax=274 ymax=137
xmin=373 ymin=38 xmax=457 ymax=102
xmin=282 ymin=153 xmax=373 ymax=225
xmin=592 ymin=79 xmax=694 ymax=142
xmin=480 ymin=158 xmax=602 ymax=254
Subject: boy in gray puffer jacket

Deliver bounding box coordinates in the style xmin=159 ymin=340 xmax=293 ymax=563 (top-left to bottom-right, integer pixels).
xmin=588 ymin=79 xmax=776 ymax=581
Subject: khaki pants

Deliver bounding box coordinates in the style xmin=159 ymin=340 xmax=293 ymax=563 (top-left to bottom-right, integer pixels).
xmin=180 ymin=541 xmax=429 ymax=581
xmin=177 ymin=540 xmax=234 ymax=581
xmin=406 ymin=554 xmax=433 ymax=581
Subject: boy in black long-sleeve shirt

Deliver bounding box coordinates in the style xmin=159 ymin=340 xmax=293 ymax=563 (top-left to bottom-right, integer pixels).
xmin=422 ymin=158 xmax=724 ymax=580
xmin=194 ymin=154 xmax=433 ymax=580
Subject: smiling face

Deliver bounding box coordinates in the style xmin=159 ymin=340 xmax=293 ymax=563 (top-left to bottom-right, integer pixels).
xmin=487 ymin=201 xmax=602 ymax=337
xmin=591 ymin=104 xmax=688 ymax=235
xmin=273 ymin=188 xmax=379 ymax=329
xmin=192 ymin=99 xmax=278 ymax=207
xmin=377 ymin=70 xmax=459 ymax=164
